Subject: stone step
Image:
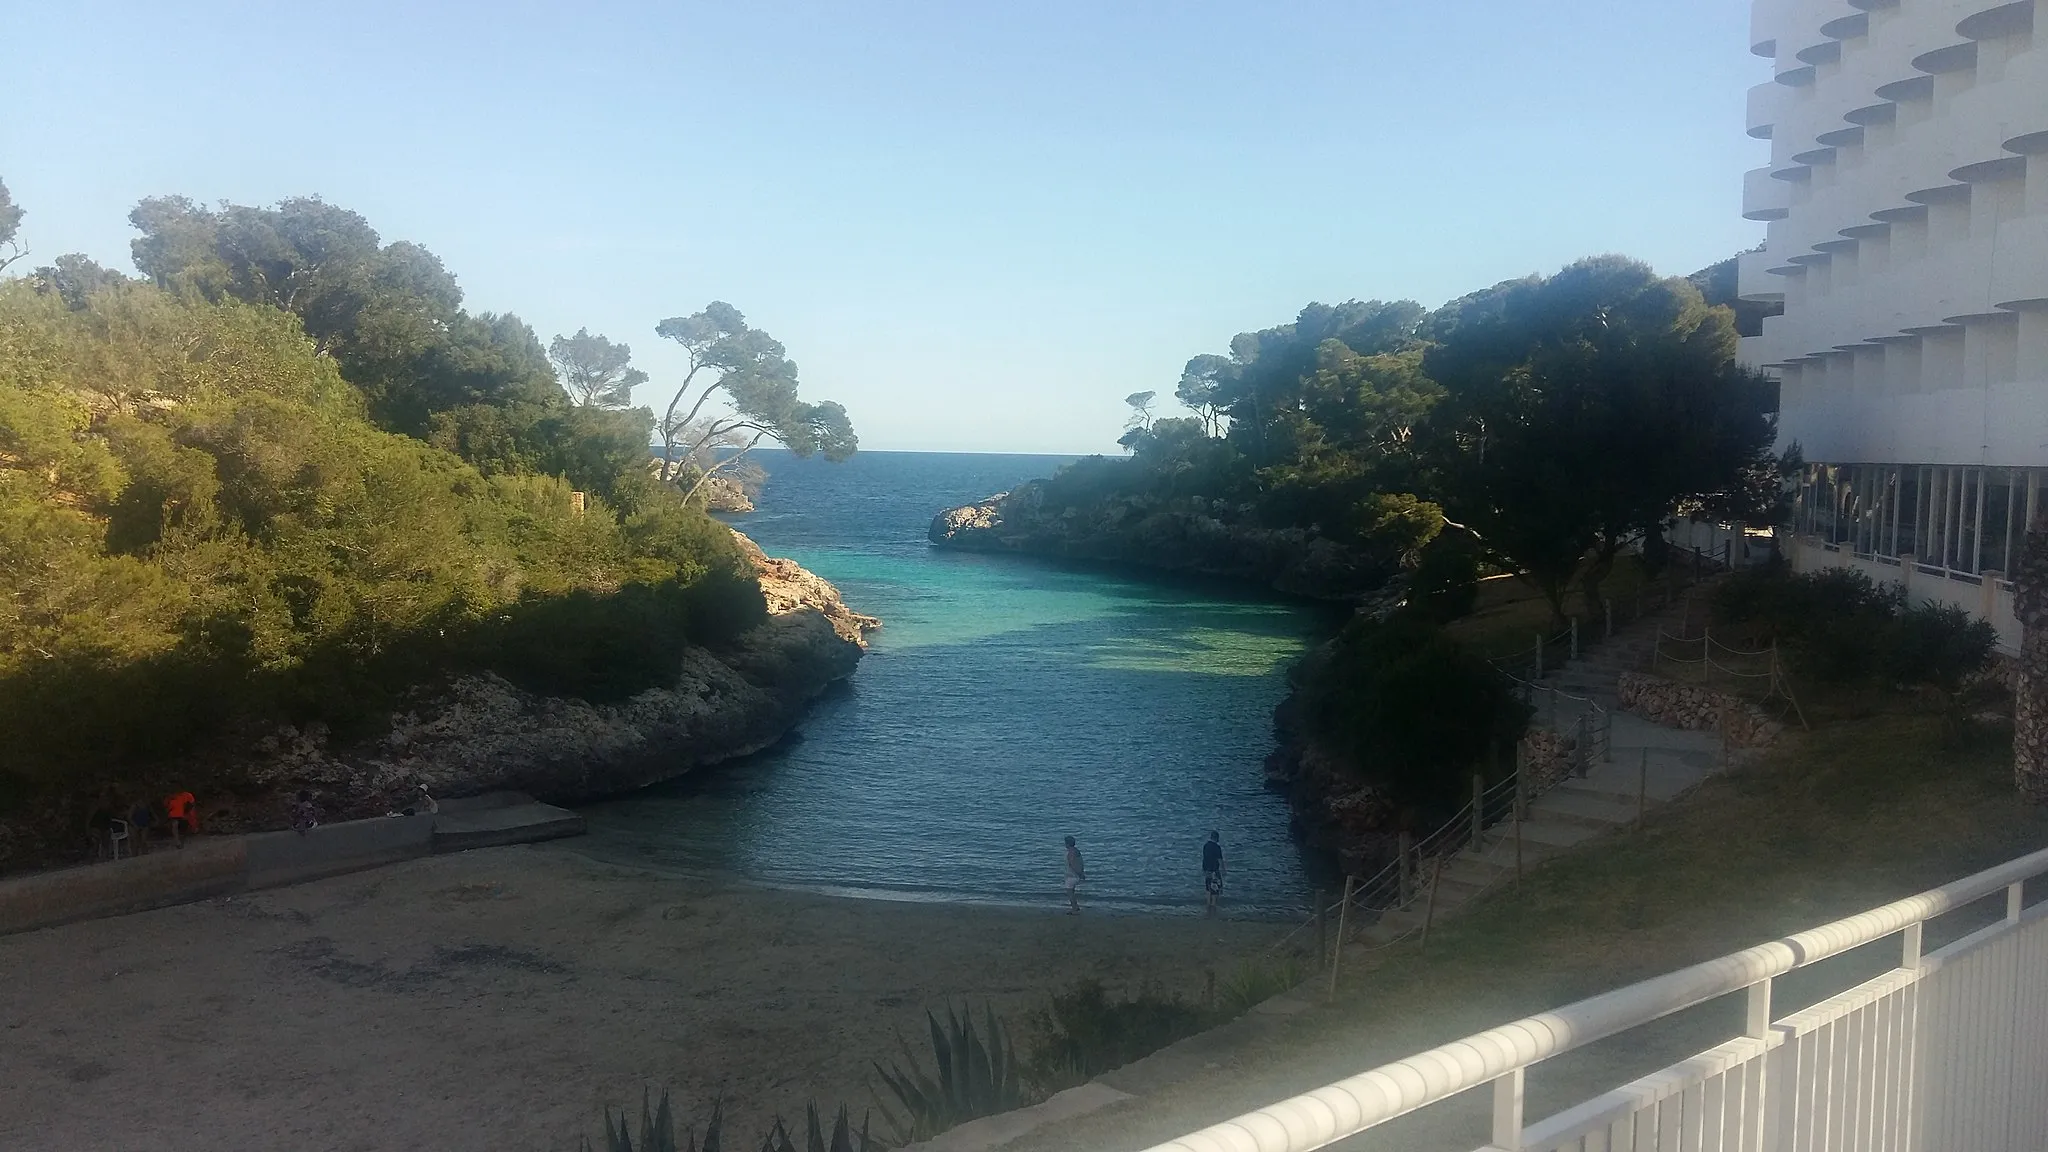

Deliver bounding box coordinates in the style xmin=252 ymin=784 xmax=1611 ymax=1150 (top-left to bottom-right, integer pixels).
xmin=1548 ymin=779 xmax=1660 ymax=810
xmin=1514 ymin=819 xmax=1604 ymax=849
xmin=1528 ymin=789 xmax=1642 ymax=829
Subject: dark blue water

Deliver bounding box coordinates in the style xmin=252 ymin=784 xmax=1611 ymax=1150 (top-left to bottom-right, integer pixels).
xmin=577 ymin=450 xmax=1332 ymax=917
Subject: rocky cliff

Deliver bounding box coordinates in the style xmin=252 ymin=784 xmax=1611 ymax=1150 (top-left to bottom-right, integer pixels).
xmin=0 ymin=533 xmax=877 ymax=869
xmin=929 ymin=482 xmax=1393 ymax=601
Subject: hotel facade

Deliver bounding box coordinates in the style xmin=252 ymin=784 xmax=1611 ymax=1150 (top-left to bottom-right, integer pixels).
xmin=1741 ymin=0 xmax=2048 ymax=651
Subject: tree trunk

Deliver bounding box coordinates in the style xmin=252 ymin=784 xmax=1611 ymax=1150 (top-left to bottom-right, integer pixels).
xmin=2014 ymin=516 xmax=2048 ymax=804
xmin=1580 ymin=539 xmax=1620 ymax=628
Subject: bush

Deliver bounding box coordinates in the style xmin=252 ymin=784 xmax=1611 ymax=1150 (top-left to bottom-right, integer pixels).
xmin=1407 ymin=530 xmax=1482 ymax=622
xmin=1215 ymin=956 xmax=1301 ymax=1017
xmin=0 ymin=279 xmax=768 ymax=785
xmin=584 ymin=1092 xmax=877 ymax=1152
xmin=873 ymin=1005 xmax=1029 ymax=1145
xmin=1712 ymin=566 xmax=1995 ymax=691
xmin=1304 ymin=612 xmax=1531 ymax=822
xmin=1020 ymin=980 xmax=1218 ymax=1093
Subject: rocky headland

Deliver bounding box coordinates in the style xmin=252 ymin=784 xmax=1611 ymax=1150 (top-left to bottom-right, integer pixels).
xmin=0 ymin=532 xmax=877 ymax=871
xmin=928 ymin=482 xmax=1397 ymax=602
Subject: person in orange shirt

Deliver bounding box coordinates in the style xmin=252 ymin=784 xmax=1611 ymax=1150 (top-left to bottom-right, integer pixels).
xmin=163 ymin=791 xmax=199 ymax=847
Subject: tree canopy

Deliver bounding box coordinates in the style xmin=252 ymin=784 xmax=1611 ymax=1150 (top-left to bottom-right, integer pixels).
xmin=549 ymin=328 xmax=647 ymax=409
xmin=1422 ymin=255 xmax=1778 ymax=618
xmin=653 ymin=301 xmax=856 ymax=500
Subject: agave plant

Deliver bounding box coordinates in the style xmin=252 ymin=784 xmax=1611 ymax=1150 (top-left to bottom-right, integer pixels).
xmin=759 ymin=1103 xmax=874 ymax=1152
xmin=583 ymin=1089 xmax=697 ymax=1152
xmin=584 ymin=1092 xmax=878 ymax=1152
xmin=872 ymin=1003 xmax=1030 ymax=1144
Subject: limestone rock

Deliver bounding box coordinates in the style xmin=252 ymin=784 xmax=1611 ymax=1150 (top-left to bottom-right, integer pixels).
xmin=702 ymin=476 xmax=755 ymax=513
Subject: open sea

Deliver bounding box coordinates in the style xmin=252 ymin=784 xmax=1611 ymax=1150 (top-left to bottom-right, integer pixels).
xmin=576 ymin=450 xmax=1336 ymax=917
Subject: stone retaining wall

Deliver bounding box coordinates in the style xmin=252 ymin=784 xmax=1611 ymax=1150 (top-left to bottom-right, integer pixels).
xmin=1617 ymin=672 xmax=1782 ymax=748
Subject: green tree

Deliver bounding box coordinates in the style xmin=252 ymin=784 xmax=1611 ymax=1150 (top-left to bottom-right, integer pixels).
xmin=0 ymin=177 xmax=25 ymax=274
xmin=653 ymin=302 xmax=856 ymax=500
xmin=30 ymin=255 xmax=130 ymax=309
xmin=1174 ymin=355 xmax=1231 ymax=437
xmin=1421 ymin=256 xmax=1779 ymax=622
xmin=549 ymin=328 xmax=647 ymax=408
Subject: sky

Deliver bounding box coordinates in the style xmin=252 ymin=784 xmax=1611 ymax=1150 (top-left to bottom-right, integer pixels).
xmin=3 ymin=1 xmax=1767 ymax=455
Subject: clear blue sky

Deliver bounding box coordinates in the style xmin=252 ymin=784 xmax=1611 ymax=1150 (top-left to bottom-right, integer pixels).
xmin=5 ymin=1 xmax=1765 ymax=454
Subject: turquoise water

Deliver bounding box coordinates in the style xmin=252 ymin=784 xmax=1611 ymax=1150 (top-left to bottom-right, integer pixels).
xmin=577 ymin=451 xmax=1334 ymax=917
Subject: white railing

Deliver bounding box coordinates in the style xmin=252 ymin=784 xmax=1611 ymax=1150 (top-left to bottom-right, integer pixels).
xmin=1144 ymin=843 xmax=2048 ymax=1152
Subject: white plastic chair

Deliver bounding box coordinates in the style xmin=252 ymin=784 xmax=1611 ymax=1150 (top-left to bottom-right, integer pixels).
xmin=108 ymin=819 xmax=130 ymax=861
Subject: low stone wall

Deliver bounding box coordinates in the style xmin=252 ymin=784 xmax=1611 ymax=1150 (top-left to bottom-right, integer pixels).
xmin=0 ymin=839 xmax=249 ymax=935
xmin=1 ymin=807 xmax=530 ymax=937
xmin=1617 ymin=672 xmax=1782 ymax=748
xmin=1522 ymin=728 xmax=1578 ymax=791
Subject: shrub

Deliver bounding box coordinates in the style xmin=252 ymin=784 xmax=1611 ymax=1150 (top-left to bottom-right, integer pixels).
xmin=1215 ymin=956 xmax=1302 ymax=1017
xmin=583 ymin=1092 xmax=877 ymax=1152
xmin=1712 ymin=566 xmax=1995 ymax=692
xmin=873 ymin=1005 xmax=1028 ymax=1145
xmin=1305 ymin=612 xmax=1531 ymax=822
xmin=1407 ymin=530 xmax=1483 ymax=622
xmin=1020 ymin=980 xmax=1218 ymax=1093
xmin=0 ymin=277 xmax=770 ymax=787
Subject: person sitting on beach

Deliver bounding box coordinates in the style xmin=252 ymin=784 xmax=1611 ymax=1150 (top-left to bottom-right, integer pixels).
xmin=291 ymin=790 xmax=320 ymax=835
xmin=87 ymin=801 xmax=115 ymax=860
xmin=163 ymin=790 xmax=198 ymax=847
xmin=1063 ymin=836 xmax=1085 ymax=915
xmin=127 ymin=798 xmax=155 ymax=856
xmin=1202 ymin=830 xmax=1226 ymax=911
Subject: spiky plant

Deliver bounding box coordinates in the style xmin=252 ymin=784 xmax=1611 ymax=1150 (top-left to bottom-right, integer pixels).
xmin=758 ymin=1103 xmax=873 ymax=1152
xmin=583 ymin=1089 xmax=699 ymax=1152
xmin=872 ymin=1003 xmax=1029 ymax=1144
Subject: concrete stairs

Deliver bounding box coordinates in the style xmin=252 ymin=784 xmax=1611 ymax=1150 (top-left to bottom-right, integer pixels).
xmin=1355 ymin=586 xmax=1728 ymax=946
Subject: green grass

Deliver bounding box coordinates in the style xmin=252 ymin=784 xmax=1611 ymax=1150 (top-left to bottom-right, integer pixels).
xmin=1002 ymin=708 xmax=2048 ymax=1151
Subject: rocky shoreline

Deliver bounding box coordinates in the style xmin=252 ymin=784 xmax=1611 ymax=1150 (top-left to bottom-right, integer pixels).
xmin=0 ymin=532 xmax=877 ymax=872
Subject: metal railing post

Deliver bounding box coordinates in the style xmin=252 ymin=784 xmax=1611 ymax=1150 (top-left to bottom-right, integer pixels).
xmin=1533 ymin=632 xmax=1543 ymax=680
xmin=1569 ymin=616 xmax=1579 ymax=661
xmin=1492 ymin=1068 xmax=1526 ymax=1151
xmin=1604 ymin=597 xmax=1613 ymax=640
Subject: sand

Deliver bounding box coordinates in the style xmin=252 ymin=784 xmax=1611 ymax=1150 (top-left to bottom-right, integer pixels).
xmin=0 ymin=844 xmax=1276 ymax=1152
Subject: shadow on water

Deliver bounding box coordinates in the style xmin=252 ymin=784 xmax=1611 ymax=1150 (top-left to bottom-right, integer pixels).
xmin=577 ymin=451 xmax=1342 ymax=919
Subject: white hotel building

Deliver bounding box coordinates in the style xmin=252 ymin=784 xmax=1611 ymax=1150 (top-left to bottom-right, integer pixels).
xmin=1741 ymin=0 xmax=2048 ymax=650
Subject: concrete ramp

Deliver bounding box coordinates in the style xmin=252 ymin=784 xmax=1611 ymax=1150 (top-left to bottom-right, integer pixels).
xmin=431 ymin=794 xmax=585 ymax=853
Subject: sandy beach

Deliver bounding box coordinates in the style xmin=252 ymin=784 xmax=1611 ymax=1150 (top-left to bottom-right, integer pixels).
xmin=0 ymin=843 xmax=1277 ymax=1151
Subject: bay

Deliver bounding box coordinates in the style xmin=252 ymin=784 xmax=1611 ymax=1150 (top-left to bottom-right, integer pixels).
xmin=578 ymin=450 xmax=1333 ymax=917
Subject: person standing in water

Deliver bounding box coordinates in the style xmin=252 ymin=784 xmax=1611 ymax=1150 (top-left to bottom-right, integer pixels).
xmin=1063 ymin=836 xmax=1085 ymax=914
xmin=1202 ymin=830 xmax=1226 ymax=912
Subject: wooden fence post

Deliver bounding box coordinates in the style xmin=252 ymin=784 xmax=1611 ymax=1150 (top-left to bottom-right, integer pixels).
xmin=1328 ymin=876 xmax=1354 ymax=998
xmin=1397 ymin=831 xmax=1414 ymax=905
xmin=1472 ymin=774 xmax=1485 ymax=849
xmin=1637 ymin=749 xmax=1649 ymax=829
xmin=1419 ymin=859 xmax=1444 ymax=950
xmin=1314 ymin=889 xmax=1327 ymax=968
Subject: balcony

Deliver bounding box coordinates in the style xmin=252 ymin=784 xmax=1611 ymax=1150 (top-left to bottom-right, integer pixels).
xmin=1743 ymin=167 xmax=1792 ymax=221
xmin=1151 ymin=846 xmax=2048 ymax=1152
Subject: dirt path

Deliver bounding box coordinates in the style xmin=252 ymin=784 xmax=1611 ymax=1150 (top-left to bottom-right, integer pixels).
xmin=0 ymin=845 xmax=1271 ymax=1151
